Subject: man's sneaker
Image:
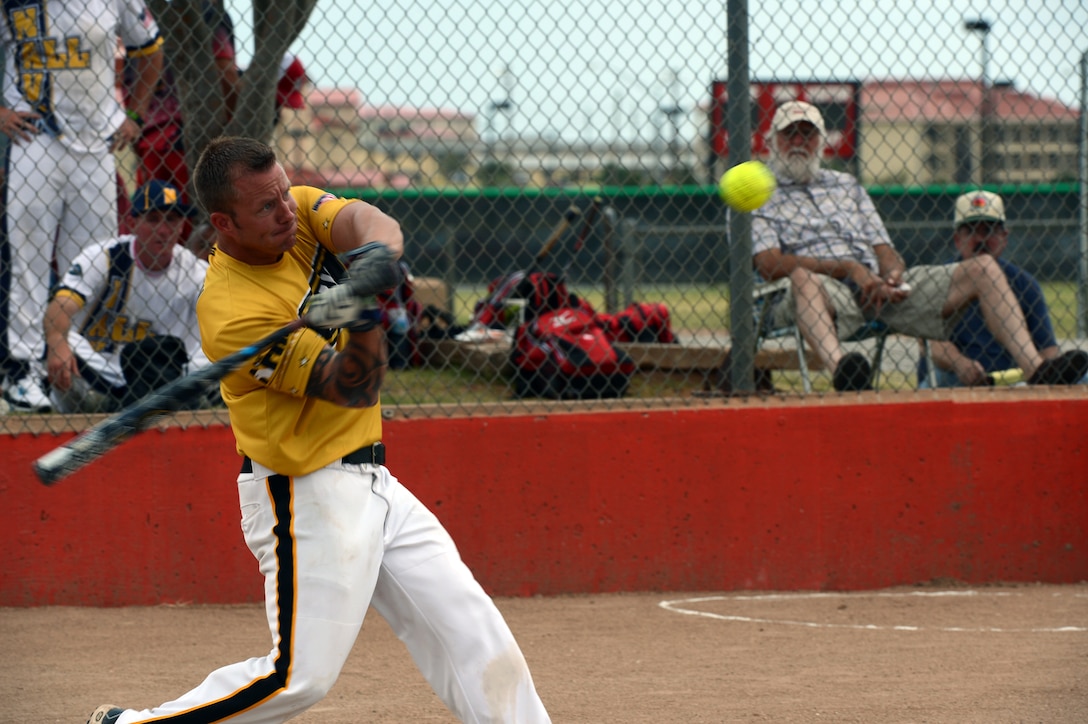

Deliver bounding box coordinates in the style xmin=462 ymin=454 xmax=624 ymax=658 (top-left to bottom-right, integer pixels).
xmin=1028 ymin=350 xmax=1088 ymax=386
xmin=833 ymin=351 xmax=873 ymax=391
xmin=86 ymin=705 xmax=125 ymax=724
xmin=3 ymin=374 xmax=52 ymax=412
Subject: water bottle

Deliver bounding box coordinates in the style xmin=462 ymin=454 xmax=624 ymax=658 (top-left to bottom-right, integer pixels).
xmin=386 ymin=306 xmax=412 ymax=369
xmin=388 ymin=306 xmax=410 ymax=336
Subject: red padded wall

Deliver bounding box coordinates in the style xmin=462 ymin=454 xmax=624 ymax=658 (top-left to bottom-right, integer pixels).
xmin=2 ymin=398 xmax=1085 ymax=606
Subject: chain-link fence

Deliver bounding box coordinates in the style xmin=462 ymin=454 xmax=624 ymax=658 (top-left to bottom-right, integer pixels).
xmin=1 ymin=0 xmax=1086 ymax=433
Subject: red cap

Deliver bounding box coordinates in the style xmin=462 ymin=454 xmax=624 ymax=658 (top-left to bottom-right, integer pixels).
xmin=277 ymin=54 xmax=307 ymax=110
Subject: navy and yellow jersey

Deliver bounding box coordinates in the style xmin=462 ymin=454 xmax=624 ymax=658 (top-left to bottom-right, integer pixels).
xmin=1 ymin=0 xmax=162 ymax=147
xmin=197 ymin=186 xmax=382 ymax=476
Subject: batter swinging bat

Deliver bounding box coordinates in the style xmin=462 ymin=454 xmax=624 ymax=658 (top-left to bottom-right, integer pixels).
xmin=33 ymin=249 xmax=403 ymax=486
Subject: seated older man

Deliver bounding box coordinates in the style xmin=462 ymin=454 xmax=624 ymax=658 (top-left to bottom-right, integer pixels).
xmin=751 ymin=100 xmax=1087 ymax=391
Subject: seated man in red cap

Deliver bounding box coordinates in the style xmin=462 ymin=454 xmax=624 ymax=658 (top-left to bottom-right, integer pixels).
xmin=917 ymin=190 xmax=1084 ymax=387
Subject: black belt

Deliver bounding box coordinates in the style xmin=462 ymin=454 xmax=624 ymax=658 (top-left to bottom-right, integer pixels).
xmin=240 ymin=442 xmax=385 ymax=474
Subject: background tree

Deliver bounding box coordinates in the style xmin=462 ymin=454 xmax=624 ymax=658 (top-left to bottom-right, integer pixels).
xmin=146 ymin=0 xmax=318 ymax=197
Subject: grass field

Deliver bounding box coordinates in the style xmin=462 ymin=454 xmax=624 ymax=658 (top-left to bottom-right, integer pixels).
xmin=381 ymin=280 xmax=1086 ymax=405
xmin=449 ymin=281 xmax=1083 ymax=338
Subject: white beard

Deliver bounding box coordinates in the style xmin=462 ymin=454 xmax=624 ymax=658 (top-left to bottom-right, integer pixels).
xmin=770 ymin=146 xmax=822 ymax=184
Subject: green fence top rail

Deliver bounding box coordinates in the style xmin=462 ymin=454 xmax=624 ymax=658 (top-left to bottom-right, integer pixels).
xmin=330 ymin=182 xmax=1081 ymax=202
xmin=864 ymin=181 xmax=1080 ymax=197
xmin=330 ymin=184 xmax=720 ymax=201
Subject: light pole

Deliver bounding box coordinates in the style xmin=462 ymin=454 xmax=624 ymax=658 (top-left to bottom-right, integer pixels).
xmin=657 ymin=67 xmax=683 ymax=183
xmin=485 ymin=99 xmax=512 ymax=161
xmin=485 ymin=65 xmax=515 ymax=171
xmin=965 ymin=17 xmax=993 ymax=185
xmin=658 ymin=102 xmax=683 ymax=181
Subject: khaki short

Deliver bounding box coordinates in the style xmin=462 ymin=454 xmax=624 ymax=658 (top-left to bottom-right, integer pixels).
xmin=771 ymin=265 xmax=963 ymax=340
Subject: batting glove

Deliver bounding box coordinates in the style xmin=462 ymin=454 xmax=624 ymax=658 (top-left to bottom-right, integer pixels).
xmin=304 ymin=286 xmax=380 ymax=331
xmin=304 ymin=242 xmax=402 ymax=331
xmin=341 ymin=242 xmax=402 ymax=297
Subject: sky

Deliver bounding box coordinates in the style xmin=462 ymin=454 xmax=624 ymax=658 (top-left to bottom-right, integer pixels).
xmin=224 ymin=0 xmax=1088 ymax=144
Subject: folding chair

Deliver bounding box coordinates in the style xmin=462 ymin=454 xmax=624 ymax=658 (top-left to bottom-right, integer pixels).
xmin=753 ymin=278 xmax=890 ymax=393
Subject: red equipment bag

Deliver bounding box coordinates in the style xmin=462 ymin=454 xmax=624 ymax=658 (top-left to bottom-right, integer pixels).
xmin=509 ymin=273 xmax=634 ymax=399
xmin=598 ymin=301 xmax=677 ymax=344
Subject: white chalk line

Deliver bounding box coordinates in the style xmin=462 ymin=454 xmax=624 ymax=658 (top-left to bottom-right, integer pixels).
xmin=658 ymin=591 xmax=1088 ymax=633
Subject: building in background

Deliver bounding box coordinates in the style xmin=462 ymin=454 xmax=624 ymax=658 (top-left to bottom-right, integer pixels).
xmin=696 ymin=78 xmax=1079 ymax=188
xmin=277 ymin=88 xmax=471 ymax=189
xmin=277 ymin=86 xmax=696 ymax=190
xmin=280 ymin=77 xmax=1078 ymax=192
xmin=861 ymin=79 xmax=1080 ymax=186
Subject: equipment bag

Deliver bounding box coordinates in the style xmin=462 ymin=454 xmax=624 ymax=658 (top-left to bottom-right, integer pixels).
xmin=511 ymin=306 xmax=635 ymax=400
xmin=598 ymin=301 xmax=677 ymax=344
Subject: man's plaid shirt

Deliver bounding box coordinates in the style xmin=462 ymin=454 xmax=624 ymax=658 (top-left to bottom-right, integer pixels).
xmin=751 ymin=168 xmax=894 ymax=276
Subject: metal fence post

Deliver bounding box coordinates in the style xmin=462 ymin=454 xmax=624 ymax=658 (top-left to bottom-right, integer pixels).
xmin=1079 ymin=50 xmax=1088 ymax=339
xmin=619 ymin=218 xmax=638 ymax=309
xmin=726 ymin=0 xmax=755 ymax=393
xmin=602 ymin=205 xmax=619 ymax=314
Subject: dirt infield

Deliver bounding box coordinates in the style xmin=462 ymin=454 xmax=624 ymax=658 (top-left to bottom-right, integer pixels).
xmin=4 ymin=583 xmax=1086 ymax=723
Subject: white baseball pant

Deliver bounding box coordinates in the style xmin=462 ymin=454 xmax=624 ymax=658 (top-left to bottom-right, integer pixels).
xmin=116 ymin=458 xmax=551 ymax=723
xmin=3 ymin=132 xmax=118 ymax=366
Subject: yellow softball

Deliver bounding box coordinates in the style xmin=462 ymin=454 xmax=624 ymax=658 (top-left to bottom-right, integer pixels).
xmin=718 ymin=160 xmax=777 ymax=212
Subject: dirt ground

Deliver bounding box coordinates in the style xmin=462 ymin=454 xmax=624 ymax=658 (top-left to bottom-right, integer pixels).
xmin=3 ymin=583 xmax=1086 ymax=723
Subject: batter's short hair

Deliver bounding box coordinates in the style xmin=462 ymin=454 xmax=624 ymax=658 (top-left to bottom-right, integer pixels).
xmin=193 ymin=136 xmax=279 ymax=215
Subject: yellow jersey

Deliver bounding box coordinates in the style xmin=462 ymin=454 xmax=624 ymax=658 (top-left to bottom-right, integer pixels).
xmin=197 ymin=186 xmax=382 ymax=476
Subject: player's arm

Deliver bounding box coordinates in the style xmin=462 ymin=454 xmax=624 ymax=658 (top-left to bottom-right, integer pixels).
xmin=0 ymin=106 xmax=40 ymax=143
xmin=216 ymin=54 xmax=241 ymax=118
xmin=306 ymin=204 xmax=401 ymax=407
xmin=113 ymin=44 xmax=163 ymax=152
xmin=128 ymin=46 xmax=162 ymax=120
xmin=43 ymin=294 xmax=84 ymax=392
xmin=304 ymin=328 xmax=387 ymax=409
xmin=297 ymin=202 xmax=404 ymax=407
xmin=328 ymin=200 xmax=404 ymax=259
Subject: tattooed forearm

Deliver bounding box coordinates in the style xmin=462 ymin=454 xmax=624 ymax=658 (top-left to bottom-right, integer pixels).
xmin=305 ymin=330 xmax=387 ymax=407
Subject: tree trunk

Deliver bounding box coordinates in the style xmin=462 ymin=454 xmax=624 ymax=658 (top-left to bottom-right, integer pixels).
xmin=146 ymin=0 xmax=319 ymax=205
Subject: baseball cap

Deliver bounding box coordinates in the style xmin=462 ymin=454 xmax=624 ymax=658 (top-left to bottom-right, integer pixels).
xmin=771 ymin=100 xmax=826 ymax=135
xmin=953 ymin=190 xmax=1005 ymax=228
xmin=276 ymin=53 xmax=308 ymax=110
xmin=130 ymin=180 xmax=195 ymax=217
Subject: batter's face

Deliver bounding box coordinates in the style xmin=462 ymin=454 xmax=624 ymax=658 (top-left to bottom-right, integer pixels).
xmin=212 ymin=163 xmax=299 ymax=265
xmin=131 ymin=210 xmax=187 ymax=272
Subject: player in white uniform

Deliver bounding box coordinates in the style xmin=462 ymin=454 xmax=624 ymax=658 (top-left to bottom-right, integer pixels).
xmin=86 ymin=137 xmax=550 ymax=724
xmin=0 ymin=0 xmax=163 ymax=411
xmin=44 ymin=180 xmax=208 ymax=413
